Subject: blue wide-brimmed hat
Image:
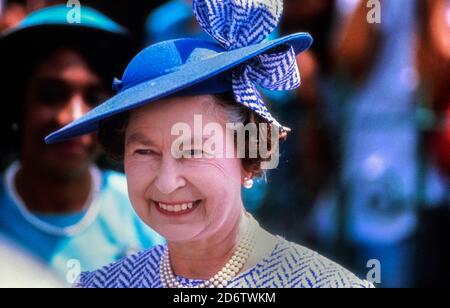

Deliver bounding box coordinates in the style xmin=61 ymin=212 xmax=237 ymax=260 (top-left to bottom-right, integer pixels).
xmin=46 ymin=0 xmax=313 ymax=144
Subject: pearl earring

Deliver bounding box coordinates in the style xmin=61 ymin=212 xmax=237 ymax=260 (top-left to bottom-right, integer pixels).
xmin=243 ymin=177 xmax=254 ymax=189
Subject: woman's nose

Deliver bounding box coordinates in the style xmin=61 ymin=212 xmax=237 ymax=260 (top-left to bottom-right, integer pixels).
xmin=154 ymin=156 xmax=186 ymax=195
xmin=56 ymin=94 xmax=89 ymax=126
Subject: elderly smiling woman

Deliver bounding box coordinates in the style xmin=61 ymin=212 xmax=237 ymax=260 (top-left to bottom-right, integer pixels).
xmin=46 ymin=0 xmax=373 ymax=288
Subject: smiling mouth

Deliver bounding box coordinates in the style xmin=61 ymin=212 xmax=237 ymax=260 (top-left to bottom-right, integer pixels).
xmin=153 ymin=200 xmax=201 ymax=216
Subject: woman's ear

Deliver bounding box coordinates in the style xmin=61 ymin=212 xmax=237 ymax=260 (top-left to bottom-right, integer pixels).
xmin=240 ymin=164 xmax=252 ymax=180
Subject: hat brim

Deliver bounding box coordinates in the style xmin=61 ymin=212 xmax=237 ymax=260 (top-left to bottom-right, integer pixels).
xmin=0 ymin=4 xmax=130 ymax=68
xmin=45 ymin=32 xmax=313 ymax=144
xmin=0 ymin=24 xmax=131 ymax=67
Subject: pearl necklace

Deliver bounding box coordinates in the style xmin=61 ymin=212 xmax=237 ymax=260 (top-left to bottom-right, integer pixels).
xmin=160 ymin=215 xmax=256 ymax=288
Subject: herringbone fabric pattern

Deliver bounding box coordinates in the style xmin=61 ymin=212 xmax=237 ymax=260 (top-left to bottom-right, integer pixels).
xmin=76 ymin=237 xmax=374 ymax=288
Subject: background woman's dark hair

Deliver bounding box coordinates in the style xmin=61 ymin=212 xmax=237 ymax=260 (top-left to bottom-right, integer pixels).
xmin=98 ymin=92 xmax=286 ymax=178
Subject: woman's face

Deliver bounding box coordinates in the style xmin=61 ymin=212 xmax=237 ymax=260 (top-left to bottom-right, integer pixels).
xmin=124 ymin=95 xmax=245 ymax=242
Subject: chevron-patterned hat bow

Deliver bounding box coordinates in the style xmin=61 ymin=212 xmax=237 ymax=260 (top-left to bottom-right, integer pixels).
xmin=193 ymin=0 xmax=300 ymax=130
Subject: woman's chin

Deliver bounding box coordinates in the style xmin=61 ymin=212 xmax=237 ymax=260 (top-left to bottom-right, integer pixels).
xmin=157 ymin=226 xmax=204 ymax=243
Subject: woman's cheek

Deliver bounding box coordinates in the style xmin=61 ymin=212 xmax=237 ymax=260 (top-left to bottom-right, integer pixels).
xmin=125 ymin=159 xmax=155 ymax=202
xmin=190 ymin=159 xmax=241 ymax=208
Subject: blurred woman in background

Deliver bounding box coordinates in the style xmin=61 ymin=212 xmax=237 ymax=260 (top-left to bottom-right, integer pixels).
xmin=415 ymin=0 xmax=450 ymax=288
xmin=0 ymin=5 xmax=163 ymax=280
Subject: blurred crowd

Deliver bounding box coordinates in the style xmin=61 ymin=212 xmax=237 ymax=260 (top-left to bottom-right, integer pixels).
xmin=0 ymin=0 xmax=449 ymax=288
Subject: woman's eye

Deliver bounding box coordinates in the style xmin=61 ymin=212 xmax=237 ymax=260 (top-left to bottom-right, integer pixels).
xmin=182 ymin=149 xmax=214 ymax=158
xmin=36 ymin=85 xmax=69 ymax=106
xmin=134 ymin=149 xmax=155 ymax=156
xmin=190 ymin=149 xmax=203 ymax=156
xmin=182 ymin=149 xmax=203 ymax=157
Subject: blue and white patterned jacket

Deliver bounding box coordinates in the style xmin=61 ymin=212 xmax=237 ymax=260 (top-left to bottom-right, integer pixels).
xmin=77 ymin=236 xmax=374 ymax=288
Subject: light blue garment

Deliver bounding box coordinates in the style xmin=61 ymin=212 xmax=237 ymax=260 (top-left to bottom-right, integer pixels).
xmin=310 ymin=0 xmax=434 ymax=288
xmin=312 ymin=0 xmax=421 ymax=246
xmin=0 ymin=166 xmax=164 ymax=279
xmin=341 ymin=0 xmax=419 ymax=245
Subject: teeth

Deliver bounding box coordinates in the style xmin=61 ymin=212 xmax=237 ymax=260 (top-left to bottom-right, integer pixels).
xmin=158 ymin=202 xmax=196 ymax=213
